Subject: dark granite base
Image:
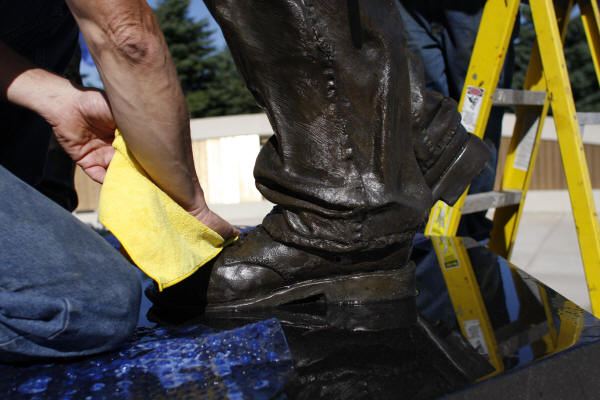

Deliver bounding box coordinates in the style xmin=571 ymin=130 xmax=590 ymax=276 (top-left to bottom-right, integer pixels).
xmin=449 ymin=340 xmax=600 ymax=400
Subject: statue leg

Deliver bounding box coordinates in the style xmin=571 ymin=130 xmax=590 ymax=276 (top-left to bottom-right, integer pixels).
xmin=202 ymin=0 xmax=490 ymax=309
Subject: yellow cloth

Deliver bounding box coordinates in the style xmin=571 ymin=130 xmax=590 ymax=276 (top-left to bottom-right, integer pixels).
xmin=99 ymin=130 xmax=232 ymax=291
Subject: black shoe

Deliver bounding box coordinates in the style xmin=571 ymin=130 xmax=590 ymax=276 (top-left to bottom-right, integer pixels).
xmin=205 ymin=226 xmax=416 ymax=312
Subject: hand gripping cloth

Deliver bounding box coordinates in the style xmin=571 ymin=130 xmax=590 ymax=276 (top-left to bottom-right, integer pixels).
xmin=99 ymin=130 xmax=234 ymax=291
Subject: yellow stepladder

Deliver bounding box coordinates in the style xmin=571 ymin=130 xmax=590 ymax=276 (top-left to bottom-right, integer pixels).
xmin=489 ymin=0 xmax=572 ymax=263
xmin=491 ymin=0 xmax=600 ymax=315
xmin=424 ymin=0 xmax=600 ymax=317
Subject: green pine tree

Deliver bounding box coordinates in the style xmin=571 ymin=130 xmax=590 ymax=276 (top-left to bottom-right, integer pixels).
xmin=512 ymin=6 xmax=600 ymax=111
xmin=511 ymin=6 xmax=536 ymax=93
xmin=192 ymin=49 xmax=261 ymax=117
xmin=153 ymin=0 xmax=259 ymax=117
xmin=564 ymin=14 xmax=600 ymax=111
xmin=154 ymin=0 xmax=215 ymax=93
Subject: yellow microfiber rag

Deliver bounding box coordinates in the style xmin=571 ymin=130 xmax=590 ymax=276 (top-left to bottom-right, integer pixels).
xmin=99 ymin=130 xmax=234 ymax=291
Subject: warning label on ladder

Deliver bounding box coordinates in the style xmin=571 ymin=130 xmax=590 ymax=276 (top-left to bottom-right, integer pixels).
xmin=461 ymin=86 xmax=485 ymax=133
xmin=513 ymin=118 xmax=540 ymax=171
xmin=431 ymin=236 xmax=460 ymax=269
xmin=463 ymin=319 xmax=490 ymax=358
xmin=427 ymin=202 xmax=454 ymax=237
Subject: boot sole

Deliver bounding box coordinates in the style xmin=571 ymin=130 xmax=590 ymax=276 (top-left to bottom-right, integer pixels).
xmin=430 ymin=134 xmax=492 ymax=206
xmin=205 ymin=262 xmax=416 ymax=312
xmin=202 ymin=298 xmax=417 ymax=331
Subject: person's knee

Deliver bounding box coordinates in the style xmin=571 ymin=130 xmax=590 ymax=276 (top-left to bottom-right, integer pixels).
xmin=0 ymin=264 xmax=141 ymax=362
xmin=99 ymin=267 xmax=142 ymax=345
xmin=53 ymin=269 xmax=141 ymax=357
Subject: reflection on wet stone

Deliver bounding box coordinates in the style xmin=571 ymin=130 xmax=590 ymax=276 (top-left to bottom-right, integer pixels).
xmin=283 ymin=318 xmax=489 ymax=399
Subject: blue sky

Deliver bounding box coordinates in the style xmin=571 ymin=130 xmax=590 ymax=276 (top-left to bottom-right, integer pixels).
xmin=80 ymin=0 xmax=225 ymax=88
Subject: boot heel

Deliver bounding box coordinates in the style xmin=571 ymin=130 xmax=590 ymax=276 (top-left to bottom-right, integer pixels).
xmin=431 ymin=134 xmax=491 ymax=205
xmin=321 ymin=262 xmax=416 ymax=304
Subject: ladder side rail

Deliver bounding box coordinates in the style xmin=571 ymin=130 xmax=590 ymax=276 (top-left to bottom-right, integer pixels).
xmin=536 ymin=284 xmax=584 ymax=356
xmin=578 ymin=0 xmax=600 ymax=86
xmin=425 ymin=0 xmax=521 ymax=237
xmin=530 ymin=0 xmax=600 ymax=316
xmin=537 ymin=284 xmax=559 ymax=352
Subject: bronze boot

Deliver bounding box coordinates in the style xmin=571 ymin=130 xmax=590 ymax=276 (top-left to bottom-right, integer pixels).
xmin=202 ymin=0 xmax=489 ymax=311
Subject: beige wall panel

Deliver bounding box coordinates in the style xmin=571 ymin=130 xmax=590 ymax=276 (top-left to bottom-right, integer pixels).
xmin=74 ymin=166 xmax=101 ymax=211
xmin=193 ymin=136 xmax=262 ymax=204
xmin=192 ymin=141 xmax=210 ymax=193
xmin=495 ymin=138 xmax=600 ymax=190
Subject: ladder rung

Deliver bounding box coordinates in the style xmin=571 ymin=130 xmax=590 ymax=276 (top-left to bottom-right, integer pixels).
xmin=462 ymin=237 xmax=481 ymax=249
xmin=493 ymin=89 xmax=546 ymax=106
xmin=577 ymin=112 xmax=600 ymax=126
xmin=496 ymin=321 xmax=550 ymax=357
xmin=463 ymin=190 xmax=523 ymax=214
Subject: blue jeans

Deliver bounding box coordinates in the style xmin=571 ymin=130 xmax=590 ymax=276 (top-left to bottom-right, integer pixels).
xmin=0 ymin=166 xmax=141 ymax=362
xmin=398 ymin=0 xmax=516 ymax=240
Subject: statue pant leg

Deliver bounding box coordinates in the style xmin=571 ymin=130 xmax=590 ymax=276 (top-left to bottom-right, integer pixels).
xmin=201 ymin=0 xmax=490 ymax=308
xmin=210 ymin=0 xmax=430 ymax=251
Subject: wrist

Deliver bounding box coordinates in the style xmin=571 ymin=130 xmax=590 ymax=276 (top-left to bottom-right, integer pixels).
xmin=179 ymin=185 xmax=209 ymax=217
xmin=7 ymin=67 xmax=78 ymax=125
xmin=31 ymin=72 xmax=80 ymax=127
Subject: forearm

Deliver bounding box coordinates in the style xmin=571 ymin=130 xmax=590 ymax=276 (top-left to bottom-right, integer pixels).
xmin=65 ymin=0 xmax=204 ymax=213
xmin=0 ymin=41 xmax=75 ymax=122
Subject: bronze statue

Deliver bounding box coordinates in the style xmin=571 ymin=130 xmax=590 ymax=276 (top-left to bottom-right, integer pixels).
xmin=201 ymin=0 xmax=490 ymax=310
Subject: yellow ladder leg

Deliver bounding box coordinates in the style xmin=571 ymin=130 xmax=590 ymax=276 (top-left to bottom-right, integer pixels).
xmin=425 ymin=0 xmax=521 ymax=237
xmin=489 ymin=2 xmax=573 ymax=258
xmin=579 ymin=0 xmax=600 ymax=86
xmin=489 ymin=51 xmax=550 ymax=258
xmin=538 ymin=284 xmax=584 ymax=354
xmin=431 ymin=236 xmax=504 ymax=377
xmin=530 ymin=0 xmax=600 ymax=316
xmin=538 ymin=285 xmax=558 ymax=352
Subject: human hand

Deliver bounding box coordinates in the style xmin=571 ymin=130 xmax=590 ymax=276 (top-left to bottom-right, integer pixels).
xmin=47 ymin=87 xmax=116 ymax=183
xmin=1 ymin=41 xmax=115 ymax=183
xmin=49 ymin=84 xmax=240 ymax=240
xmin=1 ymin=41 xmax=235 ymax=236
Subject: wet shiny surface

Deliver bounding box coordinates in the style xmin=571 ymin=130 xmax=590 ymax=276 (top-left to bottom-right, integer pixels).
xmin=2 ymin=235 xmax=599 ymax=399
xmin=194 ymin=234 xmax=600 ymax=398
xmin=0 ymin=320 xmax=293 ymax=399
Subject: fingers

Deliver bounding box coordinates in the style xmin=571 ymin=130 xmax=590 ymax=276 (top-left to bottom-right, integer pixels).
xmin=82 ymin=165 xmax=107 ymax=184
xmin=77 ymin=146 xmax=115 ymax=184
